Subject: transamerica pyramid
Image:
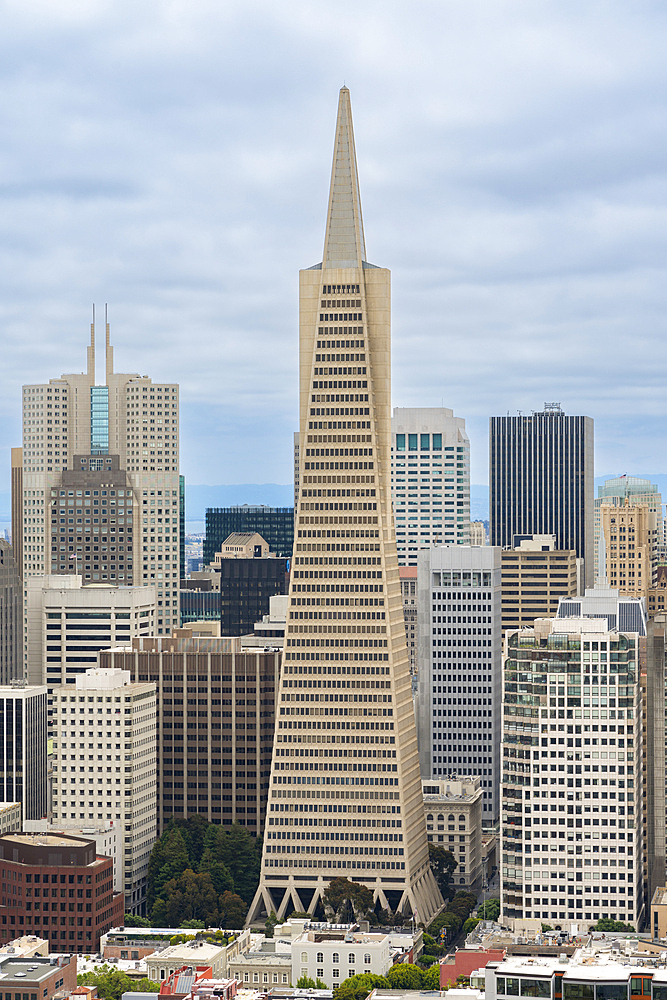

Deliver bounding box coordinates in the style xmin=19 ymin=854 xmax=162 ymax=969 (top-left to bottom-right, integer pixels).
xmin=247 ymin=88 xmax=444 ymax=925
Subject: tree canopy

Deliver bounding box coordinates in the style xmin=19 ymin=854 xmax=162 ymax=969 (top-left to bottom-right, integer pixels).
xmin=428 ymin=843 xmax=458 ymax=898
xmin=323 ymin=878 xmax=374 ymax=922
xmin=77 ymin=967 xmax=160 ymax=1000
xmin=146 ymin=818 xmax=261 ymax=927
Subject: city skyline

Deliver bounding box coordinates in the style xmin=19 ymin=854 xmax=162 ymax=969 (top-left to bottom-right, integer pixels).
xmin=1 ymin=4 xmax=667 ymax=492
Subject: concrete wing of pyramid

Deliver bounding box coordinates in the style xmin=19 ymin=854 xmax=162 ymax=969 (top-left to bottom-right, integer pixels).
xmin=323 ymin=87 xmax=367 ymax=269
xmin=247 ymin=88 xmax=445 ymax=929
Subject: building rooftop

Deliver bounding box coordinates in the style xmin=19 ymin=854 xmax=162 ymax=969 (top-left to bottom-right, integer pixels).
xmin=0 ymin=833 xmax=88 ymax=849
xmin=148 ymin=943 xmax=225 ymax=962
xmin=0 ymin=956 xmax=72 ymax=982
xmin=652 ymin=887 xmax=667 ymax=906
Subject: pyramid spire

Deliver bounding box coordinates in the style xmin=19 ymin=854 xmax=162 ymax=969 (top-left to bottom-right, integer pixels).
xmin=323 ymin=87 xmax=367 ymax=268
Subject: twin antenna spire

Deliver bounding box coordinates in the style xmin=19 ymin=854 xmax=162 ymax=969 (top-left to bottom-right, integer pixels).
xmin=87 ymin=303 xmax=113 ymax=383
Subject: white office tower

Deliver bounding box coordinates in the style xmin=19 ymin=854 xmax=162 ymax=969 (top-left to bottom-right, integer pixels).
xmin=25 ymin=575 xmax=157 ymax=686
xmin=415 ymin=545 xmax=502 ymax=822
xmin=18 ymin=310 xmax=180 ymax=635
xmin=49 ymin=667 xmax=157 ymax=915
xmin=391 ymin=408 xmax=470 ymax=566
xmin=500 ymin=616 xmax=643 ymax=931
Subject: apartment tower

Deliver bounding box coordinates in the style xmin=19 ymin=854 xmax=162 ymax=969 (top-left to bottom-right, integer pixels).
xmin=247 ymin=88 xmax=443 ymax=925
xmin=391 ymin=407 xmax=470 ymax=565
xmin=489 ymin=405 xmax=594 ymax=587
xmin=17 ymin=309 xmax=179 ymax=638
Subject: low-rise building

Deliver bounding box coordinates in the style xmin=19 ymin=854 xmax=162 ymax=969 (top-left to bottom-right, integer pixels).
xmin=0 ymin=802 xmax=22 ymax=836
xmin=292 ymin=926 xmax=391 ymax=988
xmin=485 ymin=950 xmax=667 ymax=1000
xmin=422 ymin=776 xmax=483 ymax=893
xmin=0 ymin=955 xmax=77 ymax=997
xmin=651 ymin=885 xmax=667 ymax=940
xmin=228 ymin=942 xmax=292 ymax=988
xmin=0 ymin=935 xmax=49 ymax=958
xmin=146 ymin=942 xmax=228 ymax=984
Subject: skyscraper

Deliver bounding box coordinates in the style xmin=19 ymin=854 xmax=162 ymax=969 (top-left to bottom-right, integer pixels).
xmin=489 ymin=405 xmax=594 ymax=587
xmin=391 ymin=407 xmax=470 ymax=565
xmin=415 ymin=545 xmax=502 ymax=822
xmin=595 ymin=476 xmax=662 ymax=574
xmin=247 ymin=88 xmax=443 ymax=925
xmin=17 ymin=309 xmax=180 ymax=637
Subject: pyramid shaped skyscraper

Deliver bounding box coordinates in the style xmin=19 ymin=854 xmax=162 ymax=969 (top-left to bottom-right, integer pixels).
xmin=247 ymin=88 xmax=444 ymax=925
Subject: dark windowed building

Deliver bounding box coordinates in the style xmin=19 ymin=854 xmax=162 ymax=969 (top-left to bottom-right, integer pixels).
xmin=204 ymin=506 xmax=294 ymax=563
xmin=489 ymin=404 xmax=594 ymax=587
xmin=0 ymin=541 xmax=21 ymax=684
xmin=217 ymin=556 xmax=289 ymax=636
xmin=0 ymin=685 xmax=48 ymax=820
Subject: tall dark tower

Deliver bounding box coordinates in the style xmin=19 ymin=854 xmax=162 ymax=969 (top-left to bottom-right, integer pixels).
xmin=489 ymin=405 xmax=594 ymax=587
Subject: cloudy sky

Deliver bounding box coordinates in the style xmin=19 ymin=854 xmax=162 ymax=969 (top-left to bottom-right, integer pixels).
xmin=1 ymin=0 xmax=666 ymax=493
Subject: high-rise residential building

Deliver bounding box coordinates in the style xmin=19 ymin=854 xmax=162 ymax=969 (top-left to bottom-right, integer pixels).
xmin=644 ymin=614 xmax=666 ymax=910
xmin=49 ymin=667 xmax=157 ymax=914
xmin=0 ymin=684 xmax=48 ymax=821
xmin=500 ymin=617 xmax=642 ymax=930
xmin=204 ymin=507 xmax=294 ymax=564
xmin=16 ymin=310 xmax=180 ymax=633
xmin=422 ymin=776 xmax=483 ymax=893
xmin=0 ymin=831 xmax=123 ymax=952
xmin=600 ymin=500 xmax=658 ymax=599
xmin=248 ymin=87 xmax=443 ymax=926
xmin=101 ymin=633 xmax=280 ymax=836
xmin=25 ymin=575 xmax=156 ymax=686
xmin=489 ymin=405 xmax=594 ymax=587
xmin=391 ymin=407 xmax=470 ymax=566
xmin=415 ymin=545 xmax=502 ymax=821
xmin=595 ymin=476 xmax=662 ymax=574
xmin=0 ymin=540 xmax=21 ymax=684
xmin=501 ymin=536 xmax=579 ymax=637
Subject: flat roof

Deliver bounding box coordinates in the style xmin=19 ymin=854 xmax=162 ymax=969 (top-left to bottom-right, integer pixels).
xmin=0 ymin=833 xmax=89 ymax=848
xmin=0 ymin=958 xmax=64 ymax=982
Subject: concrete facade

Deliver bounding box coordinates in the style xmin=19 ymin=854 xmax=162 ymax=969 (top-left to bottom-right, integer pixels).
xmin=391 ymin=407 xmax=471 ymax=565
xmin=26 ymin=574 xmax=156 ymax=686
xmin=49 ymin=667 xmax=157 ymax=914
xmin=248 ymin=87 xmax=443 ymax=927
xmin=422 ymin=776 xmax=483 ymax=893
xmin=416 ymin=545 xmax=502 ymax=822
xmin=501 ymin=536 xmax=579 ymax=637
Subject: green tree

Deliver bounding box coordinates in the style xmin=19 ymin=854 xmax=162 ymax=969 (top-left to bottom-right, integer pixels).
xmin=385 ymin=964 xmax=424 ymax=990
xmin=123 ymin=912 xmax=152 ymax=927
xmin=333 ymin=987 xmax=357 ymax=1000
xmin=323 ymin=878 xmax=374 ymax=921
xmin=216 ymin=824 xmax=261 ymax=904
xmin=76 ymin=968 xmax=160 ymax=1000
xmin=336 ymin=974 xmax=390 ymax=1000
xmin=147 ymin=825 xmax=190 ymax=910
xmin=477 ymin=898 xmax=500 ymax=921
xmin=463 ymin=918 xmax=480 ymax=934
xmin=297 ymin=976 xmax=328 ymax=989
xmin=179 ymin=815 xmax=209 ymax=868
xmin=428 ymin=843 xmax=458 ymax=898
xmin=595 ymin=918 xmax=634 ymax=932
xmin=541 ymin=924 xmax=553 ymax=932
xmin=180 ymin=919 xmax=205 ymax=929
xmin=199 ymin=846 xmax=234 ymax=897
xmin=219 ymin=890 xmax=248 ymax=929
xmin=151 ymin=869 xmax=220 ymax=927
xmin=423 ymin=964 xmax=442 ymax=990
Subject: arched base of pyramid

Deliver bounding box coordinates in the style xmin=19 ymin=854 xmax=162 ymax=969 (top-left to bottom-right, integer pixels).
xmin=246 ymin=868 xmax=445 ymax=927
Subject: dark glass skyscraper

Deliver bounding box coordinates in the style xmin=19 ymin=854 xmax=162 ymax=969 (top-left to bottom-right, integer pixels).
xmin=204 ymin=506 xmax=294 ymax=563
xmin=489 ymin=405 xmax=594 ymax=587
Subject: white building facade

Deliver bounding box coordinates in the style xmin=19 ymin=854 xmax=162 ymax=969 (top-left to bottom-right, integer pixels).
xmin=49 ymin=667 xmax=157 ymax=915
xmin=26 ymin=575 xmax=156 ymax=686
xmin=292 ymin=928 xmax=391 ymax=987
xmin=416 ymin=545 xmax=502 ymax=822
xmin=391 ymin=407 xmax=470 ymax=566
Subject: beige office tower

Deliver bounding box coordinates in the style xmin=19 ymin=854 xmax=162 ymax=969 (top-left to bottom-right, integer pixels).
xmin=247 ymin=88 xmax=443 ymax=926
xmin=18 ymin=309 xmax=180 ymax=647
xmin=600 ymin=499 xmax=658 ymax=599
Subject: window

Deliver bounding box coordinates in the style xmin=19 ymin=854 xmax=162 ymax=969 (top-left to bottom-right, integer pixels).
xmin=282 ymin=976 xmax=288 ymax=985
xmin=563 ymin=986 xmax=594 ymax=1000
xmin=332 ymin=953 xmax=339 ymax=964
xmin=253 ymin=974 xmax=259 ymax=984
xmin=317 ymin=953 xmax=324 ymax=963
xmin=333 ymin=971 xmax=340 ymax=980
xmin=263 ymin=974 xmax=268 ymax=984
xmin=599 ymin=988 xmax=628 ymax=1000
xmin=408 ymin=434 xmax=417 ymax=450
xmin=243 ymin=974 xmax=249 ymax=983
xmin=433 ymin=433 xmax=442 ymax=449
xmin=421 ymin=434 xmax=430 ymax=450
xmin=348 ymin=954 xmax=356 ymax=964
xmin=521 ymin=981 xmax=551 ymax=997
xmin=364 ymin=954 xmax=371 ymax=965
xmin=506 ymin=979 xmax=520 ymax=996
xmin=396 ymin=434 xmax=405 ymax=451
xmin=301 ymin=952 xmax=308 ymax=963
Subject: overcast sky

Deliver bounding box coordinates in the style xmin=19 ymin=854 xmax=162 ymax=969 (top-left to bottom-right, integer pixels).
xmin=1 ymin=0 xmax=666 ymax=492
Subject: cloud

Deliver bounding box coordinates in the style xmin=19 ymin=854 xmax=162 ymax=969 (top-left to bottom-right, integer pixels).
xmin=1 ymin=0 xmax=667 ymax=490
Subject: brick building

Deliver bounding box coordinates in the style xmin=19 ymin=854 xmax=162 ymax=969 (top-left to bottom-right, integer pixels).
xmin=0 ymin=832 xmax=123 ymax=953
